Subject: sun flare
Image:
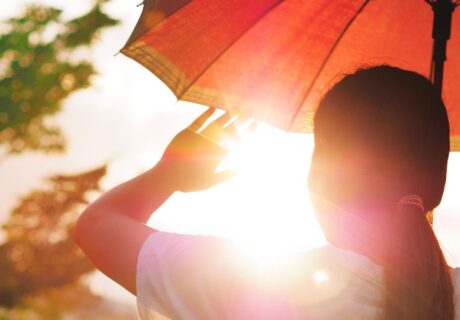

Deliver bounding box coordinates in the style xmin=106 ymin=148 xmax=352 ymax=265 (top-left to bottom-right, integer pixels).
xmin=150 ymin=122 xmax=326 ymax=266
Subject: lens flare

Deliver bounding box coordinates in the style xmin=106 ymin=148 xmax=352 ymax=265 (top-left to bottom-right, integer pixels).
xmin=149 ymin=121 xmax=326 ymax=270
xmin=313 ymin=270 xmax=329 ymax=285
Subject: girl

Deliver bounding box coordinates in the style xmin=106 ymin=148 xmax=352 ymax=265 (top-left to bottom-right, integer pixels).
xmin=76 ymin=66 xmax=459 ymax=319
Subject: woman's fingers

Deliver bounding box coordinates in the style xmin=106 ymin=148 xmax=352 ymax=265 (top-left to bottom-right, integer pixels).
xmin=190 ymin=108 xmax=256 ymax=149
xmin=215 ymin=112 xmax=233 ymax=126
xmin=200 ymin=111 xmax=235 ymax=139
xmin=188 ymin=107 xmax=215 ymax=132
xmin=210 ymin=170 xmax=236 ymax=186
xmin=238 ymin=119 xmax=258 ymax=136
xmin=223 ymin=117 xmax=239 ymax=140
xmin=213 ymin=112 xmax=240 ymax=138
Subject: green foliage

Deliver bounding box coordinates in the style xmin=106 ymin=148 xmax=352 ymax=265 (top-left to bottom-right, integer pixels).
xmin=0 ymin=166 xmax=106 ymax=307
xmin=0 ymin=3 xmax=119 ymax=154
xmin=64 ymin=4 xmax=119 ymax=48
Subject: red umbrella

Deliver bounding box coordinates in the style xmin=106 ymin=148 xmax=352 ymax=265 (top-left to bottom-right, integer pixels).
xmin=121 ymin=0 xmax=460 ymax=150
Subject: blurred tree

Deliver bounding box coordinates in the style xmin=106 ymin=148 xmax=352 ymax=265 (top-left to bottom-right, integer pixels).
xmin=0 ymin=284 xmax=138 ymax=320
xmin=0 ymin=2 xmax=119 ymax=154
xmin=0 ymin=166 xmax=106 ymax=307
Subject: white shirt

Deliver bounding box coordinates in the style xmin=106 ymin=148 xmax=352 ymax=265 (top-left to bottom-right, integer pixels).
xmin=136 ymin=232 xmax=460 ymax=320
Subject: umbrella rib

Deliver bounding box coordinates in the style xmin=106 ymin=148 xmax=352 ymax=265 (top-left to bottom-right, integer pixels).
xmin=176 ymin=0 xmax=285 ymax=100
xmin=287 ymin=0 xmax=372 ymax=131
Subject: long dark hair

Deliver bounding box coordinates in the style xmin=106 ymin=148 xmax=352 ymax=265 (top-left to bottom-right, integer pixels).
xmin=308 ymin=66 xmax=454 ymax=320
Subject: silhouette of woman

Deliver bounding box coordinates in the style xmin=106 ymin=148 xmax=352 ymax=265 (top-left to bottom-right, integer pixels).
xmin=76 ymin=66 xmax=459 ymax=319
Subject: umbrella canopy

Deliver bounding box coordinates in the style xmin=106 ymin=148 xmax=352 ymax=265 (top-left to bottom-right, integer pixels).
xmin=122 ymin=0 xmax=460 ymax=150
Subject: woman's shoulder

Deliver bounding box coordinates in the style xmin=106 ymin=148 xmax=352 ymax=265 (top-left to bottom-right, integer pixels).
xmin=451 ymin=266 xmax=460 ymax=277
xmin=136 ymin=233 xmax=386 ymax=319
xmin=304 ymin=244 xmax=384 ymax=279
xmin=451 ymin=267 xmax=460 ymax=294
xmin=450 ymin=267 xmax=460 ymax=320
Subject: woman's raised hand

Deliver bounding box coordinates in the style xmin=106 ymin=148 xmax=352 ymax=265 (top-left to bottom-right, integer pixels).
xmin=158 ymin=107 xmax=253 ymax=192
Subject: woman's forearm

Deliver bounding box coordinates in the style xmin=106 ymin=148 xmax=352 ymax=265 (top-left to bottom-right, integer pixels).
xmin=74 ymin=109 xmax=243 ymax=295
xmin=80 ymin=163 xmax=176 ymax=225
xmin=74 ymin=163 xmax=177 ymax=294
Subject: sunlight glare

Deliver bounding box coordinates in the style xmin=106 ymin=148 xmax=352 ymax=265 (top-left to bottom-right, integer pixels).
xmin=216 ymin=123 xmax=326 ymax=264
xmin=149 ymin=121 xmax=326 ymax=269
xmin=313 ymin=270 xmax=329 ymax=285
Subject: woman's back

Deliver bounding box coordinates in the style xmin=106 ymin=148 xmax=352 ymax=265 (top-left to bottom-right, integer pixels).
xmin=136 ymin=232 xmax=460 ymax=320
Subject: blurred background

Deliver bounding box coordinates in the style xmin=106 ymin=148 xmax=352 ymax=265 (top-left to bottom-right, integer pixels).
xmin=0 ymin=1 xmax=459 ymax=319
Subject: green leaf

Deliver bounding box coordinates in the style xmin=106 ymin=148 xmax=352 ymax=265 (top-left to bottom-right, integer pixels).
xmin=0 ymin=3 xmax=117 ymax=155
xmin=62 ymin=4 xmax=120 ymax=48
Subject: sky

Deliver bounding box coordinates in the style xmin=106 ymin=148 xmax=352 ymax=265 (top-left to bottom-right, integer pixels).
xmin=1 ymin=0 xmax=460 ymax=307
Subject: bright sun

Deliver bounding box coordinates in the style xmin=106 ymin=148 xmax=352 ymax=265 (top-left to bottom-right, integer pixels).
xmin=149 ymin=121 xmax=327 ymax=264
